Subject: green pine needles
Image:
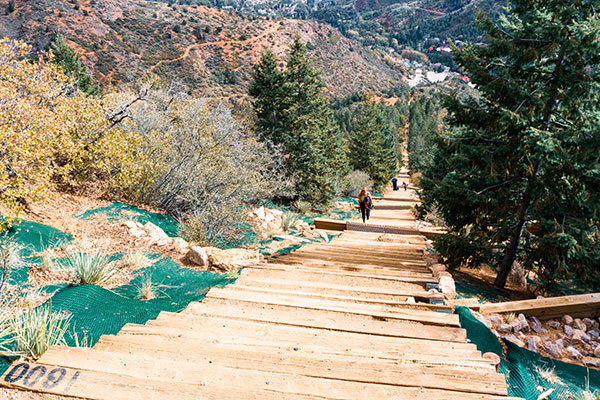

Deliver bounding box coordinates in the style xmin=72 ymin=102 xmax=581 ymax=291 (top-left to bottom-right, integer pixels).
xmin=250 ymin=37 xmax=349 ymax=205
xmin=417 ymin=0 xmax=600 ymax=291
xmin=50 ymin=34 xmax=99 ymax=96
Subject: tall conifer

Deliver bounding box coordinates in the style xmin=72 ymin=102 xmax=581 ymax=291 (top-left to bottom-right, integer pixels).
xmin=50 ymin=34 xmax=99 ymax=96
xmin=419 ymin=1 xmax=600 ymax=290
xmin=349 ymin=98 xmax=398 ymax=191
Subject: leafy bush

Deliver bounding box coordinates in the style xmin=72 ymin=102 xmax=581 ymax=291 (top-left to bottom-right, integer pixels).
xmin=59 ymin=252 xmax=116 ymax=286
xmin=109 ymin=85 xmax=292 ymax=246
xmin=338 ymin=170 xmax=373 ymax=197
xmin=0 ymin=305 xmax=71 ymax=358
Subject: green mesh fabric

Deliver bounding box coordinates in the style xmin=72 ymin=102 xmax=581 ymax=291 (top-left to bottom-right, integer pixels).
xmin=0 ymin=257 xmax=233 ymax=374
xmin=4 ymin=220 xmax=72 ymax=255
xmin=455 ymin=279 xmax=512 ymax=303
xmin=76 ymin=202 xmax=180 ymax=237
xmin=456 ymin=306 xmax=600 ymax=399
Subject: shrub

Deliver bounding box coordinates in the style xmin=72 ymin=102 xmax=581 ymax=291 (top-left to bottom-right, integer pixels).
xmin=0 ymin=305 xmax=71 ymax=358
xmin=59 ymin=252 xmax=116 ymax=286
xmin=338 ymin=170 xmax=373 ymax=197
xmin=109 ymin=86 xmax=292 ymax=246
xmin=292 ymin=200 xmax=312 ymax=214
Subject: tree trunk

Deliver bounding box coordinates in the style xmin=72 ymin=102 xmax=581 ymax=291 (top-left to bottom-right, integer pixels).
xmin=494 ymin=176 xmax=535 ymax=287
xmin=494 ymin=45 xmax=566 ymax=288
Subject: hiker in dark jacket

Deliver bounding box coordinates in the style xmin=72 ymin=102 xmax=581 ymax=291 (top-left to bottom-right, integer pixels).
xmin=358 ymin=187 xmax=373 ymax=223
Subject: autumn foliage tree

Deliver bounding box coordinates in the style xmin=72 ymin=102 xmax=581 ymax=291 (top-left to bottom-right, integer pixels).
xmin=0 ymin=38 xmax=132 ymax=220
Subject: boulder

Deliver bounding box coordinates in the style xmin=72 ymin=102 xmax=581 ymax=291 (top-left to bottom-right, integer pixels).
xmin=528 ymin=316 xmax=545 ymax=333
xmin=254 ymin=206 xmax=266 ymax=220
xmin=510 ymin=318 xmax=527 ymax=333
xmin=555 ymin=338 xmax=564 ymax=351
xmin=527 ymin=337 xmax=538 ymax=353
xmin=583 ymin=357 xmax=600 ymax=368
xmin=572 ymin=329 xmax=591 ymax=344
xmin=503 ymin=335 xmax=524 ymax=347
xmin=486 ymin=316 xmax=503 ymax=329
xmin=562 ymin=315 xmax=574 ymax=326
xmin=185 ymin=246 xmax=209 ymax=267
xmin=270 ymin=209 xmax=284 ymax=217
xmin=588 ymin=330 xmax=600 ymax=341
xmin=547 ymin=320 xmax=561 ymax=329
xmin=566 ymin=346 xmax=582 ymax=360
xmin=208 ymin=248 xmax=260 ymax=273
xmin=594 ymin=344 xmax=600 ymax=358
xmin=517 ymin=314 xmax=530 ymax=332
xmin=143 ymin=222 xmax=170 ymax=246
xmin=497 ymin=323 xmax=513 ymax=334
xmin=171 ymin=237 xmax=189 ymax=254
xmin=543 ymin=343 xmax=562 ymax=358
xmin=439 ymin=275 xmax=456 ymax=300
xmin=573 ymin=318 xmax=587 ymax=332
xmin=583 ymin=318 xmax=595 ymax=330
xmin=564 ymin=325 xmax=574 ymax=337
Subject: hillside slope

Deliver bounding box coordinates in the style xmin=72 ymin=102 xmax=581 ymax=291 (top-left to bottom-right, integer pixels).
xmin=0 ymin=0 xmax=407 ymax=97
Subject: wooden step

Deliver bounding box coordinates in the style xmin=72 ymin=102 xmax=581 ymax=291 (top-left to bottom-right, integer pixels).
xmin=36 ymin=346 xmax=507 ymax=396
xmin=245 ymin=264 xmax=437 ymax=286
xmin=235 ymin=274 xmax=443 ymax=300
xmin=183 ymin=299 xmax=466 ymax=342
xmin=204 ymin=286 xmax=456 ymax=326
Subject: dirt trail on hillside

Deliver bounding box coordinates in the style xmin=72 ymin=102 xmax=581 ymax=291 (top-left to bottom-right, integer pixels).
xmin=150 ymin=24 xmax=280 ymax=71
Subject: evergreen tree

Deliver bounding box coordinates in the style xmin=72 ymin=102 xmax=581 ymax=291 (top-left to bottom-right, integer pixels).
xmin=248 ymin=49 xmax=287 ymax=145
xmin=50 ymin=34 xmax=99 ymax=96
xmin=283 ymin=37 xmax=348 ymax=204
xmin=419 ymin=1 xmax=600 ymax=291
xmin=348 ymin=98 xmax=398 ymax=191
xmin=250 ymin=37 xmax=348 ymax=204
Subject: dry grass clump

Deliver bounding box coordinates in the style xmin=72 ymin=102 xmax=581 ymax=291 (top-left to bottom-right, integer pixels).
xmin=123 ymin=251 xmax=150 ymax=268
xmin=534 ymin=366 xmax=562 ymax=385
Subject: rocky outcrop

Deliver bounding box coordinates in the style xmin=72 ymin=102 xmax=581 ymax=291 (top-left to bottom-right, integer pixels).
xmin=184 ymin=246 xmax=260 ymax=274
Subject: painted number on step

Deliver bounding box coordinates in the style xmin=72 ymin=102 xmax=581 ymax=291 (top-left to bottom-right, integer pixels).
xmin=3 ymin=363 xmax=80 ymax=393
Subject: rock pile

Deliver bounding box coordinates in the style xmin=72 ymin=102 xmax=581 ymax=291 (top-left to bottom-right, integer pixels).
xmin=184 ymin=246 xmax=261 ymax=274
xmin=481 ymin=312 xmax=600 ymax=368
xmin=248 ymin=206 xmax=316 ymax=238
xmin=122 ymin=221 xmax=188 ymax=253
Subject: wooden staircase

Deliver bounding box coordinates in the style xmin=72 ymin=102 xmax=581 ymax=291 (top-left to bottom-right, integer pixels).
xmin=0 ymin=173 xmax=520 ymax=399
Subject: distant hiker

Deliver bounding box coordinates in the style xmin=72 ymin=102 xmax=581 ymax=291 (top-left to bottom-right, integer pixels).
xmin=358 ymin=187 xmax=373 ymax=223
xmin=402 ymin=181 xmax=408 ymax=191
xmin=392 ymin=177 xmax=399 ymax=191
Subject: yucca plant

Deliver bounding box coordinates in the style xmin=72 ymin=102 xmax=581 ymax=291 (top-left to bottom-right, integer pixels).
xmin=505 ymin=312 xmax=516 ymax=324
xmin=292 ymin=200 xmax=312 ymax=214
xmin=281 ymin=212 xmax=299 ymax=232
xmin=60 ymin=252 xmax=116 ymax=286
xmin=0 ymin=305 xmax=71 ymax=359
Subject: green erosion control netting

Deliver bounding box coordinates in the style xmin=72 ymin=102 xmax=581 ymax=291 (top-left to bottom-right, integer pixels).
xmin=0 ymin=256 xmax=234 ymax=375
xmin=2 ymin=220 xmax=73 ymax=286
xmin=77 ymin=202 xmax=180 ymax=237
xmin=456 ymin=306 xmax=600 ymax=399
xmin=455 ymin=279 xmax=512 ymax=303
